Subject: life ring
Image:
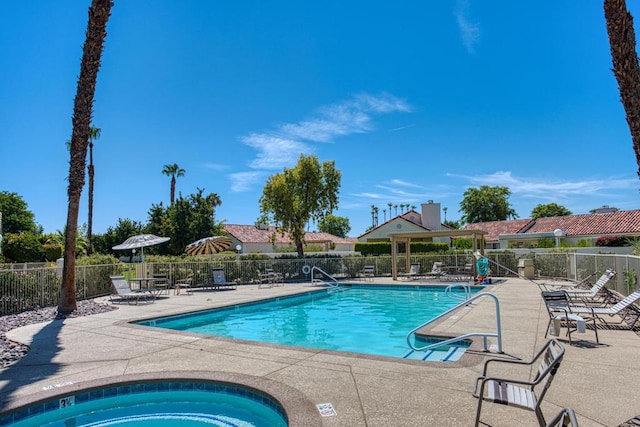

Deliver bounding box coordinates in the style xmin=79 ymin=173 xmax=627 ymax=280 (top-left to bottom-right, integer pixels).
xmin=302 ymin=265 xmax=311 ymax=275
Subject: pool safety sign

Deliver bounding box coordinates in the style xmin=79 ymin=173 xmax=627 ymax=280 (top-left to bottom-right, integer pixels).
xmin=317 ymin=403 xmax=337 ymax=417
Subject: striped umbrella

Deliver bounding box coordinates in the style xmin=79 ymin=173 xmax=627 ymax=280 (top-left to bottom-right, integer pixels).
xmin=185 ymin=236 xmax=233 ymax=256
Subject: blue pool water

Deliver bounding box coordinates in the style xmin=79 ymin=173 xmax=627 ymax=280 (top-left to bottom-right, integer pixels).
xmin=2 ymin=381 xmax=287 ymax=427
xmin=139 ymin=285 xmax=475 ymax=360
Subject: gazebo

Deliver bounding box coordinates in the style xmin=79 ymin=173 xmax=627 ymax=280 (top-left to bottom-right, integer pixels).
xmin=387 ymin=229 xmax=487 ymax=280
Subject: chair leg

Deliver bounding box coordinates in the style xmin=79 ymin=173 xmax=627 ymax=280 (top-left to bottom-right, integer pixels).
xmin=535 ymin=407 xmax=546 ymax=426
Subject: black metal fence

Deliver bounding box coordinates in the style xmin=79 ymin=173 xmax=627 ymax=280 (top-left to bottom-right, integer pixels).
xmin=1 ymin=252 xmax=638 ymax=315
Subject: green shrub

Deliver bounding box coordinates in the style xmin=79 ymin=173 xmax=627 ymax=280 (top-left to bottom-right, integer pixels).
xmin=43 ymin=243 xmax=63 ymax=261
xmin=2 ymin=232 xmax=44 ymax=262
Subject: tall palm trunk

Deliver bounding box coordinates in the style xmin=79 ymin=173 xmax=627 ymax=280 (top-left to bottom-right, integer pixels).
xmin=59 ymin=0 xmax=113 ymax=314
xmin=604 ymin=0 xmax=640 ymax=178
xmin=170 ymin=176 xmax=176 ymax=205
xmin=87 ymin=141 xmax=94 ymax=255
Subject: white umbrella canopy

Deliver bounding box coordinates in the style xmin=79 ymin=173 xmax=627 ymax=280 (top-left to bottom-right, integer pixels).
xmin=185 ymin=236 xmax=232 ymax=256
xmin=112 ymin=234 xmax=170 ymax=261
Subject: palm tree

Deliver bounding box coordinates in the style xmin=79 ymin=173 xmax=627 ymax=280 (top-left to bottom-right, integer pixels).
xmin=162 ymin=163 xmax=186 ymax=205
xmin=59 ymin=0 xmax=113 ymax=315
xmin=604 ymin=0 xmax=640 ymax=178
xmin=86 ymin=126 xmax=101 ymax=255
xmin=383 ymin=209 xmax=387 ymax=222
xmin=388 ymin=202 xmax=393 ymax=218
xmin=394 ymin=204 xmax=398 ymax=216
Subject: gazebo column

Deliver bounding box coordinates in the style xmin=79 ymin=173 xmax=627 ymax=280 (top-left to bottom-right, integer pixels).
xmin=391 ymin=237 xmax=398 ymax=280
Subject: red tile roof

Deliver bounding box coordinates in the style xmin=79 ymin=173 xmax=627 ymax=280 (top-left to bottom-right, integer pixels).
xmin=223 ymin=224 xmax=355 ymax=244
xmin=462 ymin=209 xmax=640 ymax=241
xmin=463 ymin=219 xmax=534 ymax=242
xmin=524 ymin=210 xmax=640 ymax=236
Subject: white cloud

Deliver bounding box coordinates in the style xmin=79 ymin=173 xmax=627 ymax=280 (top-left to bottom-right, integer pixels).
xmin=455 ymin=0 xmax=480 ymax=54
xmin=390 ymin=179 xmax=422 ymax=188
xmin=242 ymin=133 xmax=311 ymax=170
xmin=452 ymin=171 xmax=638 ymax=200
xmin=230 ymin=92 xmax=411 ymax=192
xmin=229 ymin=171 xmax=266 ymax=193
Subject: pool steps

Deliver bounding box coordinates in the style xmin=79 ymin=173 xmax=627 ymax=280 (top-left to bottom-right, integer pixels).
xmin=402 ymin=346 xmax=466 ymax=362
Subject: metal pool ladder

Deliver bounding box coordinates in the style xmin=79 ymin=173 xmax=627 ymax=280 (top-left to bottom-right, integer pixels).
xmin=406 ymin=292 xmax=503 ymax=354
xmin=310 ymin=266 xmax=339 ymax=287
xmin=444 ymin=282 xmax=472 ymax=302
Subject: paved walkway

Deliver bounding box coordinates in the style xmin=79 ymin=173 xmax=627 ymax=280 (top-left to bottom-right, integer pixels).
xmin=1 ymin=278 xmax=639 ymax=426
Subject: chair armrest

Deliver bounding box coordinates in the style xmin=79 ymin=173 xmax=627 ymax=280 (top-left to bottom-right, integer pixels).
xmin=481 ymin=356 xmax=531 ymax=376
xmin=473 ymin=375 xmax=536 ymax=397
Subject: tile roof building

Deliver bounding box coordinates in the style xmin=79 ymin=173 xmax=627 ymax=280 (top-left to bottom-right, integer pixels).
xmin=463 ymin=209 xmax=640 ymax=249
xmin=222 ymin=224 xmax=355 ymax=254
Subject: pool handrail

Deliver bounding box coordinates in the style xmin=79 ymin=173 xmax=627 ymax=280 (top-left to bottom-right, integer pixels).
xmin=444 ymin=282 xmax=472 ymax=302
xmin=310 ymin=266 xmax=339 ymax=287
xmin=406 ymin=292 xmax=503 ymax=354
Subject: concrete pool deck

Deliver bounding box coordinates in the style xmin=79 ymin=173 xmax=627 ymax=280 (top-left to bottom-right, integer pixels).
xmin=1 ymin=278 xmax=639 ymax=426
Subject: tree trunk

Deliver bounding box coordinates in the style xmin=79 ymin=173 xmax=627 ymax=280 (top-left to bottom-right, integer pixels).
xmin=170 ymin=176 xmax=176 ymax=205
xmin=59 ymin=0 xmax=113 ymax=314
xmin=87 ymin=142 xmax=94 ymax=255
xmin=604 ymin=0 xmax=640 ymax=178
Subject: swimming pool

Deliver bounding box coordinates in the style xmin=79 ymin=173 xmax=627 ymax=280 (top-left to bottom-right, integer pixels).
xmin=1 ymin=379 xmax=288 ymax=427
xmin=138 ymin=285 xmax=476 ymax=361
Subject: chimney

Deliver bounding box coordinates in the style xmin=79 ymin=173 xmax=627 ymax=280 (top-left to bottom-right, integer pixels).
xmin=421 ymin=201 xmax=442 ymax=230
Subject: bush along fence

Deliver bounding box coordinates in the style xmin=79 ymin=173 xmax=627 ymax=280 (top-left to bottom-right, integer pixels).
xmin=1 ymin=252 xmax=637 ymax=315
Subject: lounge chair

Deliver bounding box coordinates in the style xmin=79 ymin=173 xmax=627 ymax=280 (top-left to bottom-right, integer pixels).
xmin=210 ymin=267 xmax=237 ymax=290
xmin=359 ymin=265 xmax=375 ymax=281
xmin=473 ymin=339 xmax=565 ymax=426
xmin=542 ymin=290 xmax=599 ymax=345
xmin=400 ymin=263 xmax=421 ymax=280
xmin=549 ymin=289 xmax=640 ymax=330
xmin=109 ymin=275 xmax=154 ymax=305
xmin=424 ymin=262 xmax=445 ymax=279
xmin=562 ymin=269 xmax=616 ymax=301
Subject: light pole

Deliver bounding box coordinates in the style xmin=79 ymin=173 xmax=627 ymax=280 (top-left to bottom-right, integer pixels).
xmin=553 ymin=229 xmax=564 ymax=248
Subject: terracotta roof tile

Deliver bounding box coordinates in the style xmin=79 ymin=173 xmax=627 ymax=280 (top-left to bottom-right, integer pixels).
xmin=462 ymin=219 xmax=534 ymax=242
xmin=223 ymin=224 xmax=354 ymax=244
xmin=461 ymin=209 xmax=640 ymax=241
xmin=524 ymin=210 xmax=640 ymax=236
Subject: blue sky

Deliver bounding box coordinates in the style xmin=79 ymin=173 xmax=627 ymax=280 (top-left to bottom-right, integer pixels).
xmin=2 ymin=1 xmax=640 ymax=238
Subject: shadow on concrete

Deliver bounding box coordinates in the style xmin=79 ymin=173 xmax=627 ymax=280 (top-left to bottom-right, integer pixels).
xmin=0 ymin=318 xmax=64 ymax=412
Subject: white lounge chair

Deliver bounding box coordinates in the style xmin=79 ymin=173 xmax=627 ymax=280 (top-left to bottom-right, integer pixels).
xmin=550 ymin=289 xmax=640 ymax=330
xmin=400 ymin=263 xmax=421 ymax=280
xmin=473 ymin=339 xmax=565 ymax=426
xmin=109 ymin=275 xmax=154 ymax=305
xmin=359 ymin=265 xmax=375 ymax=281
xmin=562 ymin=269 xmax=616 ymax=300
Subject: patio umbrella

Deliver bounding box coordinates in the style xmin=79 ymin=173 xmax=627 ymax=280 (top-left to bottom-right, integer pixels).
xmin=112 ymin=234 xmax=170 ymax=262
xmin=185 ymin=236 xmax=233 ymax=256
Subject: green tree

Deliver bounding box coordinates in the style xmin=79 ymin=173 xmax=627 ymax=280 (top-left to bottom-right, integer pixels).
xmin=2 ymin=233 xmax=44 ymax=262
xmin=47 ymin=224 xmax=89 ymax=257
xmin=0 ymin=191 xmax=38 ymax=234
xmin=443 ymin=219 xmax=461 ymax=229
xmin=531 ymin=203 xmax=572 ymax=219
xmin=459 ymin=186 xmax=518 ymax=224
xmin=162 ymin=163 xmax=186 ymax=205
xmin=259 ymin=154 xmax=341 ymax=257
xmin=146 ymin=189 xmax=223 ymax=255
xmin=604 ymin=0 xmax=640 ymax=178
xmin=93 ymin=218 xmax=145 ymax=256
xmin=60 ymin=0 xmax=113 ymax=314
xmin=318 ymin=214 xmax=351 ymax=238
